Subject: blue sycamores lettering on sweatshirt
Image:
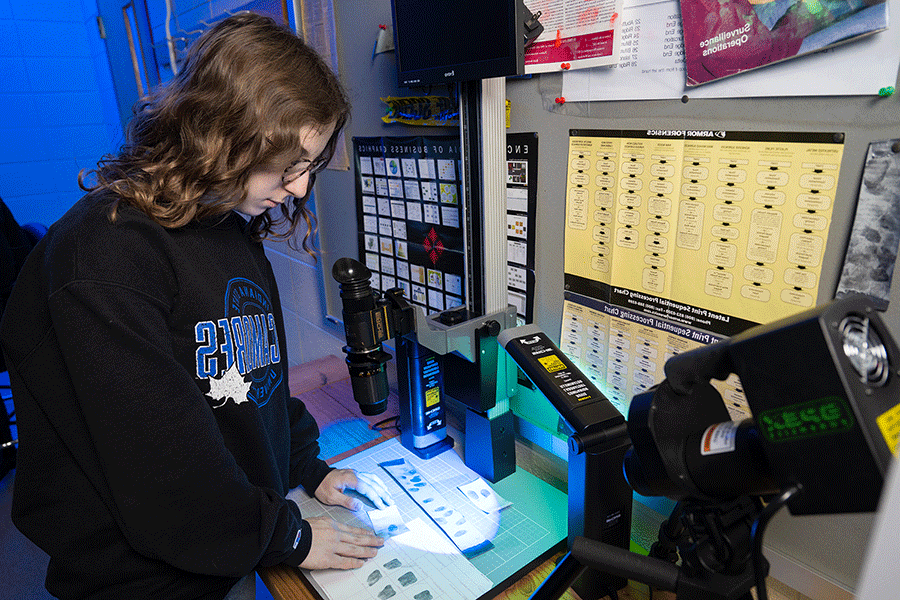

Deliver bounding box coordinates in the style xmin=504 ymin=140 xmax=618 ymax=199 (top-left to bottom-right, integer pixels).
xmin=194 ymin=277 xmax=282 ymax=407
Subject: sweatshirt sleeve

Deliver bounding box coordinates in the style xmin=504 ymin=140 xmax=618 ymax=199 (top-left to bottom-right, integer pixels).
xmin=287 ymin=395 xmax=333 ymax=493
xmin=48 ymin=278 xmax=304 ymax=576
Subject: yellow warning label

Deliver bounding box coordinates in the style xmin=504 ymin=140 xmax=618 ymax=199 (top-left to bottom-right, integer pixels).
xmin=538 ymin=355 xmax=567 ymax=373
xmin=876 ymin=403 xmax=900 ymax=456
xmin=425 ymin=386 xmax=440 ymax=408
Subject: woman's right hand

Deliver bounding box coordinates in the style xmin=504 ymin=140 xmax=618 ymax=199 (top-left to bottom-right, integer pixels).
xmin=298 ymin=516 xmax=385 ymax=570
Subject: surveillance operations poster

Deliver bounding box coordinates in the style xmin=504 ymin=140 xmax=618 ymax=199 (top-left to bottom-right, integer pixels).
xmin=680 ymin=0 xmax=888 ymax=86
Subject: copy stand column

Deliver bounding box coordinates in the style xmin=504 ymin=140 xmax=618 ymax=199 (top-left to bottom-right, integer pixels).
xmin=567 ymin=428 xmax=634 ymax=599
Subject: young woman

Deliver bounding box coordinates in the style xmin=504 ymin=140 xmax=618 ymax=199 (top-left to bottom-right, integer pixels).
xmin=1 ymin=13 xmax=390 ymax=600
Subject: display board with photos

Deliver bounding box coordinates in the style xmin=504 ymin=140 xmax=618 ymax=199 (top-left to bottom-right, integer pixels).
xmin=353 ymin=136 xmax=467 ymax=314
xmin=506 ymin=133 xmax=538 ymax=325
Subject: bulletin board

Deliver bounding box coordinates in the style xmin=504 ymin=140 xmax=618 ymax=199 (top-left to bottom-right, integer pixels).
xmin=498 ymin=75 xmax=900 ymax=599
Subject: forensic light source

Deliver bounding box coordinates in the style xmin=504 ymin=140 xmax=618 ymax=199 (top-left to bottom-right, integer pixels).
xmin=626 ymin=294 xmax=899 ymax=517
xmin=527 ymin=295 xmax=899 ymax=600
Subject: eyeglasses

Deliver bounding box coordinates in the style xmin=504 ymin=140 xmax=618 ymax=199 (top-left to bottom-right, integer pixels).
xmin=282 ymin=155 xmax=329 ymax=186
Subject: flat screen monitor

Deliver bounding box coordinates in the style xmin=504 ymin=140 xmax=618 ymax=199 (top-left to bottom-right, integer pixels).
xmin=390 ymin=0 xmax=525 ymax=88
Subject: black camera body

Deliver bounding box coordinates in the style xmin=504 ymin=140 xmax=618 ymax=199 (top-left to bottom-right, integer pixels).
xmin=625 ymin=294 xmax=899 ymax=516
xmin=332 ymin=257 xmax=414 ymax=416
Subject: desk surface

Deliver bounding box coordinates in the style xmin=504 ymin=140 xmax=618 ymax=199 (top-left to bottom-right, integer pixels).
xmin=264 ymin=357 xmax=657 ymax=600
xmin=290 ymin=436 xmax=567 ymax=595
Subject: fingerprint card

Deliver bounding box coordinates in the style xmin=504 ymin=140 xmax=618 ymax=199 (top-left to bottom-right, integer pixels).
xmin=367 ymin=504 xmax=409 ymax=537
xmin=457 ymin=478 xmax=511 ymax=514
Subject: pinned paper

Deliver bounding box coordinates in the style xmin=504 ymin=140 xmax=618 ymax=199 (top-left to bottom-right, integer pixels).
xmin=372 ymin=25 xmax=394 ymax=60
xmin=836 ymin=139 xmax=900 ymax=310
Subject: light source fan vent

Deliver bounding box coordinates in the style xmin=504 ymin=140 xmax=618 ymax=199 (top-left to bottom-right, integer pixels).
xmin=839 ymin=314 xmax=890 ymax=387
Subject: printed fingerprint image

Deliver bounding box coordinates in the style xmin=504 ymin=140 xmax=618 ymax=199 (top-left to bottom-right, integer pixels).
xmin=467 ymin=490 xmax=478 ymax=500
xmin=414 ymin=591 xmax=433 ymax=600
xmin=383 ymin=558 xmax=402 ymax=569
xmin=454 ymin=530 xmax=467 ymax=537
xmin=399 ymin=571 xmax=418 ymax=586
xmin=367 ymin=570 xmax=383 ymax=586
xmin=378 ymin=584 xmax=397 ymax=599
xmin=836 ymin=139 xmax=900 ymax=310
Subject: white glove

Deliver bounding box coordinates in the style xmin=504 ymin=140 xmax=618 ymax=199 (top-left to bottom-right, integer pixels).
xmin=352 ymin=471 xmax=395 ymax=510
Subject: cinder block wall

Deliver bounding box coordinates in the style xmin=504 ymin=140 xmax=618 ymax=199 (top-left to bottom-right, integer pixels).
xmin=0 ymin=0 xmax=122 ymax=227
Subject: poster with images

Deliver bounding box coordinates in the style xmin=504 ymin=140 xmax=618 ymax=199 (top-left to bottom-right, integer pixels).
xmin=680 ymin=0 xmax=888 ymax=87
xmin=562 ymin=0 xmax=900 ymax=100
xmin=507 ymin=133 xmax=539 ymax=325
xmin=564 ymin=129 xmax=844 ymax=336
xmin=354 ymin=136 xmax=466 ymax=314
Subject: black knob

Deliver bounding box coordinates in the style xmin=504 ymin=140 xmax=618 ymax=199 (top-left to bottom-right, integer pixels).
xmin=479 ymin=320 xmax=501 ymax=337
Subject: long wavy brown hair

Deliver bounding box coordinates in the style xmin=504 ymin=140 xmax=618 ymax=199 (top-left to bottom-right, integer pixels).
xmin=80 ymin=12 xmax=350 ymax=256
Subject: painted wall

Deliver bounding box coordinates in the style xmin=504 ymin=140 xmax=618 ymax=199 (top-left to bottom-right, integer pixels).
xmin=0 ymin=0 xmax=122 ymax=228
xmin=0 ymin=0 xmax=342 ymax=369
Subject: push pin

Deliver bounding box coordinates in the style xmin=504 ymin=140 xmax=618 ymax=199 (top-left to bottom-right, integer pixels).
xmin=555 ymin=97 xmax=566 ymax=104
xmin=378 ymin=24 xmax=387 ymax=29
xmin=561 ymin=62 xmax=571 ymax=70
xmin=878 ymin=86 xmax=894 ymax=97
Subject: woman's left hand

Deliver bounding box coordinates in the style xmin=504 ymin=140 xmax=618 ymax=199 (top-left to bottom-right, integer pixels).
xmin=315 ymin=469 xmax=395 ymax=511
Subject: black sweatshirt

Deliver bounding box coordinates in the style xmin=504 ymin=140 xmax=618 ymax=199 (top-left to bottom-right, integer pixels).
xmin=0 ymin=192 xmax=332 ymax=599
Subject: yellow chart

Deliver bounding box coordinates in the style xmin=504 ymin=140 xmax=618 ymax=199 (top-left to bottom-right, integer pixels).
xmin=564 ymin=130 xmax=844 ymax=331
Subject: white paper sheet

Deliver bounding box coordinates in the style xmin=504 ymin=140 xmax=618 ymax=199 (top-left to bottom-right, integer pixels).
xmin=308 ymin=518 xmax=492 ymax=600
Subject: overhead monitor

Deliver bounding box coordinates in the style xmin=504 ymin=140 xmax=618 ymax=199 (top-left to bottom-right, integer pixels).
xmin=390 ymin=0 xmax=526 ymax=88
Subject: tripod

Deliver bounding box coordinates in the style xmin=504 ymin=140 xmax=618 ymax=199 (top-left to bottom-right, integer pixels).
xmin=528 ymin=495 xmax=767 ymax=600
